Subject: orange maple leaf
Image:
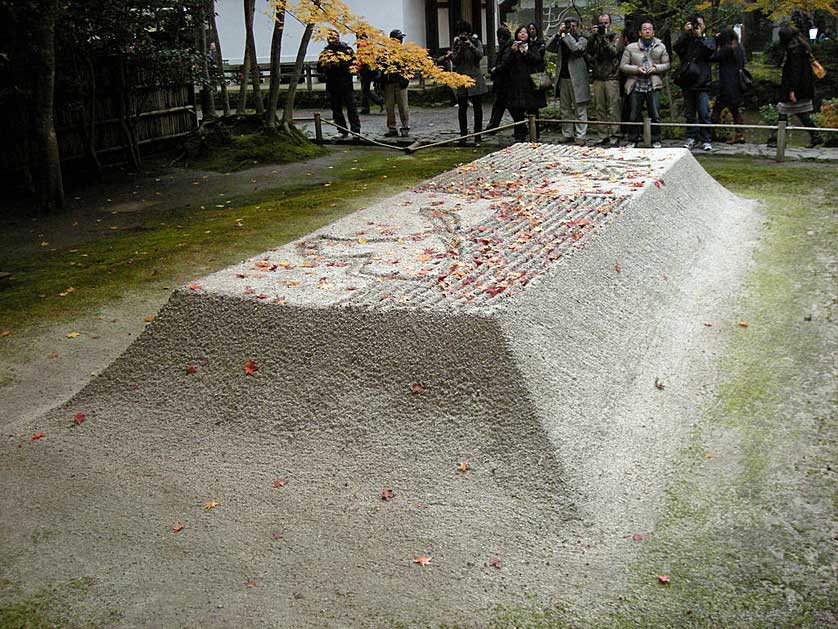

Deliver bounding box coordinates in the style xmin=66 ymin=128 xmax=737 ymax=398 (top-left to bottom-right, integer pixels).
xmin=188 ymin=284 xmax=203 ymax=291
xmin=457 ymin=459 xmax=470 ymax=474
xmin=185 ymin=365 xmax=198 ymax=375
xmin=244 ymin=360 xmax=258 ymax=376
xmin=614 ymin=262 xmax=621 ymax=273
xmin=203 ymin=501 xmax=220 ymax=510
xmin=413 ymin=554 xmax=431 ymax=567
xmin=172 ymin=521 xmax=185 ymax=533
xmin=31 ymin=432 xmax=46 ymax=441
xmin=738 ymin=321 xmax=749 ymax=328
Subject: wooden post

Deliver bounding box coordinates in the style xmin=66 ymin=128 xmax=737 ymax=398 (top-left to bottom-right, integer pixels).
xmin=642 ymin=116 xmax=652 ymax=147
xmin=528 ymin=114 xmax=538 ymax=142
xmin=775 ymin=120 xmax=787 ymax=162
xmin=314 ymin=112 xmax=323 ymax=144
xmin=305 ymin=64 xmax=313 ymax=91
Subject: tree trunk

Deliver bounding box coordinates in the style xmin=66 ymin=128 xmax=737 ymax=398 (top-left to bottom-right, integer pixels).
xmin=281 ymin=22 xmax=314 ymax=132
xmin=117 ymin=57 xmax=141 ymax=170
xmin=83 ymin=56 xmax=102 ymax=178
xmin=29 ymin=0 xmax=64 ymax=212
xmin=237 ymin=45 xmax=250 ymax=114
xmin=264 ymin=3 xmax=286 ymax=128
xmin=197 ymin=5 xmax=216 ymax=119
xmin=244 ymin=0 xmax=263 ymax=114
xmin=206 ymin=0 xmax=230 ymax=115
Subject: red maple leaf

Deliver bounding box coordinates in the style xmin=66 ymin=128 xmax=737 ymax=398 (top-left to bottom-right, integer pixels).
xmin=489 ymin=556 xmax=502 ymax=569
xmin=73 ymin=413 xmax=87 ymax=426
xmin=244 ymin=578 xmax=257 ymax=588
xmin=244 ymin=360 xmax=258 ymax=376
xmin=658 ymin=575 xmax=671 ymax=585
xmin=188 ymin=283 xmax=203 ymax=291
xmin=381 ymin=487 xmax=395 ymax=502
xmin=654 ymin=378 xmax=665 ymax=390
xmin=409 ymin=382 xmax=427 ymax=395
xmin=631 ymin=533 xmax=646 ymax=542
xmin=185 ymin=364 xmax=198 ymax=375
xmin=31 ymin=432 xmax=45 ymax=441
xmin=271 ymin=479 xmax=288 ymax=489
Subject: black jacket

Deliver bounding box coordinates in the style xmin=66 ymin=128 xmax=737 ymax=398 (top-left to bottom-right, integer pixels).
xmin=712 ymin=43 xmax=746 ymax=102
xmin=490 ymin=39 xmax=513 ymax=95
xmin=781 ymin=41 xmax=815 ymax=101
xmin=674 ymin=32 xmax=716 ymax=91
xmin=495 ymin=42 xmax=547 ymax=110
xmin=317 ymin=42 xmax=355 ymax=93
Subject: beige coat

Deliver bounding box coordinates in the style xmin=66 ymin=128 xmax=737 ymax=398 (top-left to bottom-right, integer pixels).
xmin=619 ymin=38 xmax=670 ymax=95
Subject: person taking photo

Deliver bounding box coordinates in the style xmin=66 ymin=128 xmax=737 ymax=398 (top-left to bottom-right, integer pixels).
xmin=673 ymin=15 xmax=716 ymax=151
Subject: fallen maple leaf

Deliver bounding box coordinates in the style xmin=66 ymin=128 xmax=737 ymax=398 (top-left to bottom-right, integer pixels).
xmin=188 ymin=284 xmax=203 ymax=291
xmin=244 ymin=360 xmax=258 ymax=376
xmin=631 ymin=533 xmax=646 ymax=542
xmin=172 ymin=521 xmax=185 ymax=533
xmin=409 ymin=382 xmax=427 ymax=395
xmin=457 ymin=459 xmax=470 ymax=474
xmin=65 ymin=332 xmax=81 ymax=339
xmin=203 ymin=501 xmax=220 ymax=510
xmin=185 ymin=365 xmax=198 ymax=375
xmin=271 ymin=479 xmax=288 ymax=489
xmin=654 ymin=378 xmax=665 ymax=390
xmin=143 ymin=315 xmax=154 ymax=324
xmin=658 ymin=575 xmax=671 ymax=585
xmin=703 ymin=322 xmax=713 ymax=327
xmin=244 ymin=578 xmax=257 ymax=588
xmin=270 ymin=530 xmax=284 ymax=540
xmin=489 ymin=556 xmax=502 ymax=569
xmin=614 ymin=262 xmax=621 ymax=273
xmin=0 ymin=330 xmax=10 ymax=338
xmin=413 ymin=554 xmax=432 ymax=567
xmin=73 ymin=413 xmax=87 ymax=426
xmin=738 ymin=321 xmax=749 ymax=328
xmin=381 ymin=487 xmax=395 ymax=502
xmin=31 ymin=432 xmax=46 ymax=441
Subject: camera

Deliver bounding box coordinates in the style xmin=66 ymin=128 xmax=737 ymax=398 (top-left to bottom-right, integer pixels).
xmin=689 ymin=17 xmax=702 ymax=31
xmin=597 ymin=23 xmax=606 ymax=35
xmin=564 ymin=20 xmax=572 ymax=30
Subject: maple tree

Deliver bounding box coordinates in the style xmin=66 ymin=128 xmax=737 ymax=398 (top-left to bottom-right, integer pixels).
xmin=268 ymin=0 xmax=474 ymax=131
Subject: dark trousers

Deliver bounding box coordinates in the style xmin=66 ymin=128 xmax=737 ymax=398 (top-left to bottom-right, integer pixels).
xmin=771 ymin=112 xmax=822 ymax=144
xmin=711 ymin=97 xmax=744 ymax=126
xmin=509 ymin=108 xmax=527 ymax=141
xmin=329 ymin=87 xmax=360 ymax=134
xmin=487 ymin=93 xmax=507 ymax=130
xmin=684 ymin=90 xmax=711 ymax=143
xmin=628 ymin=89 xmax=661 ymax=142
xmin=360 ymin=72 xmax=382 ymax=112
xmin=457 ymin=94 xmax=483 ymax=138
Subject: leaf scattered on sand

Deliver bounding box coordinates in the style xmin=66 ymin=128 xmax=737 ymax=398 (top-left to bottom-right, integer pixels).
xmin=457 ymin=459 xmax=470 ymax=474
xmin=244 ymin=360 xmax=258 ymax=376
xmin=31 ymin=432 xmax=46 ymax=441
xmin=413 ymin=554 xmax=431 ymax=567
xmin=381 ymin=488 xmax=395 ymax=502
xmin=203 ymin=501 xmax=220 ymax=511
xmin=172 ymin=521 xmax=185 ymax=533
xmin=73 ymin=413 xmax=86 ymax=426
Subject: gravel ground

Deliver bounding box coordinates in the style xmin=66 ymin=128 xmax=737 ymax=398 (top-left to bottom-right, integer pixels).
xmin=0 ymin=146 xmax=781 ymax=627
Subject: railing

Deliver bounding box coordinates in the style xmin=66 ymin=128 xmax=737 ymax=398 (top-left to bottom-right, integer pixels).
xmin=300 ymin=114 xmax=837 ymax=162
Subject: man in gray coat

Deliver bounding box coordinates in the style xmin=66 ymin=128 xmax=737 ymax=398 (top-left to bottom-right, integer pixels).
xmin=547 ymin=16 xmax=589 ymax=144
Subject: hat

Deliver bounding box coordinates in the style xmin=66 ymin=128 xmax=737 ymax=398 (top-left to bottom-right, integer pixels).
xmin=389 ymin=29 xmax=405 ymax=41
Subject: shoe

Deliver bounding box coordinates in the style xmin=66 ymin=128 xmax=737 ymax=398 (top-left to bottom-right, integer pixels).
xmin=333 ymin=132 xmax=349 ymax=140
xmin=703 ymin=143 xmax=713 ymax=151
xmin=807 ymin=136 xmax=824 ymax=148
xmin=652 ymin=141 xmax=662 ymax=149
xmin=399 ymin=128 xmax=410 ymax=138
xmin=384 ymin=129 xmax=398 ymax=137
xmin=684 ymin=138 xmax=696 ymax=149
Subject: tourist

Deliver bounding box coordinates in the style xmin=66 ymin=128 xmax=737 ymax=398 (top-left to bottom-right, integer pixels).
xmin=494 ymin=25 xmax=547 ymax=142
xmin=448 ymin=22 xmax=487 ymax=146
xmin=711 ymin=28 xmax=747 ymax=144
xmin=673 ymin=15 xmax=716 ymax=151
xmin=486 ymin=26 xmax=513 ymax=133
xmin=547 ymin=16 xmax=589 ymax=145
xmin=380 ymin=29 xmax=410 ymax=137
xmin=619 ymin=20 xmax=670 ymax=148
xmin=588 ymin=13 xmax=623 ymax=145
xmin=356 ymin=31 xmax=383 ymax=115
xmin=317 ymin=30 xmax=360 ymax=138
xmin=768 ymin=24 xmax=823 ymax=148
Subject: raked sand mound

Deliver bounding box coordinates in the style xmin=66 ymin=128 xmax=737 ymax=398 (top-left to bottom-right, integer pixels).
xmin=1 ymin=145 xmax=760 ymax=627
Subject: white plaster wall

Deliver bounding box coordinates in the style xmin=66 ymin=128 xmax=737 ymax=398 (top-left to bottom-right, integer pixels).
xmin=215 ymin=0 xmax=414 ymax=64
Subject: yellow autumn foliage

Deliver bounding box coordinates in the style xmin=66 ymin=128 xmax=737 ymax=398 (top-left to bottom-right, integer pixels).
xmin=271 ymin=0 xmax=475 ymax=90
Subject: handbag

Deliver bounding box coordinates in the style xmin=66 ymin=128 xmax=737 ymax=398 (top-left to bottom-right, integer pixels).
xmin=810 ymin=56 xmax=827 ymax=80
xmin=530 ymin=71 xmax=553 ymax=91
xmin=737 ymin=67 xmax=753 ymax=93
xmin=674 ymin=60 xmax=700 ymax=89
